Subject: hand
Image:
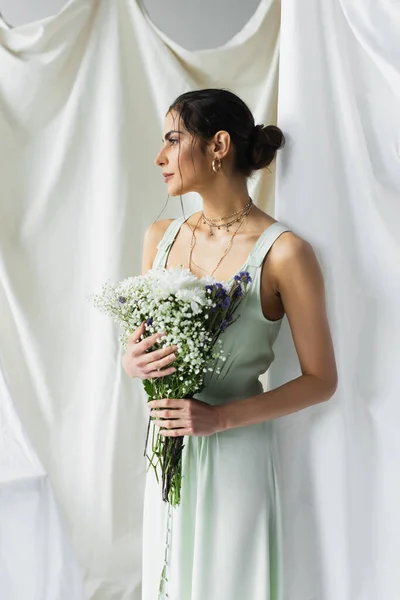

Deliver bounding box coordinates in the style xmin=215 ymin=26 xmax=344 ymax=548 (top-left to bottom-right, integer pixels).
xmin=121 ymin=321 xmax=178 ymax=380
xmin=148 ymin=397 xmax=224 ymax=437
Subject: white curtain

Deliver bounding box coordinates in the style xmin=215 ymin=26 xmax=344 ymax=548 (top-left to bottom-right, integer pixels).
xmin=0 ymin=0 xmax=399 ymax=599
xmin=0 ymin=363 xmax=85 ymax=599
xmin=270 ymin=1 xmax=400 ymax=599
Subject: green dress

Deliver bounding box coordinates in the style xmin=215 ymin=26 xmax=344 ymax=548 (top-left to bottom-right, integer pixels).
xmin=142 ymin=214 xmax=291 ymax=600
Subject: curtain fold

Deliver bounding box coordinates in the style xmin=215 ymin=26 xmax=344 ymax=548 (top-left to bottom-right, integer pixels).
xmin=1 ymin=0 xmax=399 ymax=598
xmin=0 ymin=1 xmax=281 ymax=598
xmin=270 ymin=1 xmax=400 ymax=599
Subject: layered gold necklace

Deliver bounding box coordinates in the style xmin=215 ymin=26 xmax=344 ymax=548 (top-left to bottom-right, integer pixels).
xmin=189 ymin=197 xmax=253 ymax=278
xmin=202 ymin=197 xmax=253 ymax=236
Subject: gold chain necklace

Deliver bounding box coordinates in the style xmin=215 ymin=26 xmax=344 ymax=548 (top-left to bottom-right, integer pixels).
xmin=189 ymin=202 xmax=253 ymax=278
xmin=202 ymin=197 xmax=252 ymax=223
xmin=202 ymin=197 xmax=253 ymax=236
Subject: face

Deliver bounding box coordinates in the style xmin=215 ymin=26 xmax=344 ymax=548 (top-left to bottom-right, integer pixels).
xmin=154 ymin=110 xmax=213 ymax=196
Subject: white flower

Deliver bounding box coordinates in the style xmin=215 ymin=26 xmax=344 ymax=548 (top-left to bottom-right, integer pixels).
xmin=91 ymin=264 xmax=251 ymax=397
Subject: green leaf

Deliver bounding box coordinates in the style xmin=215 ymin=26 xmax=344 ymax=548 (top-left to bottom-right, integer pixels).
xmin=143 ymin=378 xmax=153 ymax=399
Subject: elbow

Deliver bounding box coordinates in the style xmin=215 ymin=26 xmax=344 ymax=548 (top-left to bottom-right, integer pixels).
xmin=323 ymin=374 xmax=338 ymax=400
xmin=329 ymin=364 xmax=339 ymax=396
xmin=320 ymin=360 xmax=338 ymax=400
xmin=311 ymin=372 xmax=338 ymax=401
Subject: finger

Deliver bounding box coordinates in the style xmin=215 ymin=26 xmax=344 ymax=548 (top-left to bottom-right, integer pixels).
xmin=153 ymin=419 xmax=184 ymax=429
xmin=148 ymin=399 xmax=185 ymax=409
xmin=130 ymin=329 xmax=165 ymax=356
xmin=148 ymin=350 xmax=177 ymax=372
xmin=160 ymin=429 xmax=189 ymax=437
xmin=150 ymin=409 xmax=180 ymax=419
xmin=127 ymin=321 xmax=146 ymax=345
xmin=140 ymin=331 xmax=167 ymax=352
xmin=155 ymin=418 xmax=187 ymax=429
xmin=145 ymin=344 xmax=178 ymax=363
xmin=145 ymin=365 xmax=177 ymax=379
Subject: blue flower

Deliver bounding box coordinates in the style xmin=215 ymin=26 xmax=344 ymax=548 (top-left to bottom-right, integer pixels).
xmin=205 ymin=285 xmax=214 ymax=294
xmin=146 ymin=317 xmax=153 ymax=326
xmin=222 ymin=296 xmax=231 ymax=309
xmin=214 ymin=283 xmax=227 ymax=299
xmin=238 ymin=271 xmax=252 ymax=284
xmin=215 ymin=285 xmax=227 ymax=300
xmin=220 ymin=320 xmax=228 ymax=332
xmin=232 ymin=284 xmax=243 ymax=299
xmin=118 ymin=296 xmax=127 ymax=304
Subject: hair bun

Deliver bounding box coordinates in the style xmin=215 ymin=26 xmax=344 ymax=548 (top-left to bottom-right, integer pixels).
xmin=247 ymin=124 xmax=285 ymax=171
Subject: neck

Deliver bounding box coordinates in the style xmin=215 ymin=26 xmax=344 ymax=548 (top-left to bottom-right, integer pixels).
xmin=198 ymin=175 xmax=250 ymax=219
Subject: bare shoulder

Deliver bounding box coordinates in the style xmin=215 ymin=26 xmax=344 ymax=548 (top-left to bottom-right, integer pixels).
xmin=271 ymin=228 xmax=313 ymax=259
xmin=142 ymin=218 xmax=174 ymax=275
xmin=269 ymin=229 xmax=338 ymax=391
xmin=268 ymin=230 xmax=319 ymax=290
xmin=144 ymin=218 xmax=175 ymax=245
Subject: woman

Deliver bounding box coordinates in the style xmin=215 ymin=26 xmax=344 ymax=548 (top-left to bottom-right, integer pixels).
xmin=122 ymin=89 xmax=338 ymax=600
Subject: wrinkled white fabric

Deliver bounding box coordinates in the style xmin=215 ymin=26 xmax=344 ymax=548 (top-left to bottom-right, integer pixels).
xmin=0 ymin=363 xmax=85 ymax=600
xmin=0 ymin=0 xmax=399 ymax=599
xmin=0 ymin=1 xmax=279 ymax=598
xmin=270 ymin=1 xmax=400 ymax=599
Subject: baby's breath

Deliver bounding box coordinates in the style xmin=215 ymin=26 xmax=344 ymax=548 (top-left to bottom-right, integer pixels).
xmin=88 ymin=266 xmax=252 ymax=506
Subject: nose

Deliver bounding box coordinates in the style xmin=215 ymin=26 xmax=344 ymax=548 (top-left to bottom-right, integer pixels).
xmin=154 ymin=148 xmax=167 ymax=167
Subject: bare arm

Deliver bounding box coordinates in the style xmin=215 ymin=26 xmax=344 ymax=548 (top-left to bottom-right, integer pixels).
xmin=217 ymin=234 xmax=338 ymax=430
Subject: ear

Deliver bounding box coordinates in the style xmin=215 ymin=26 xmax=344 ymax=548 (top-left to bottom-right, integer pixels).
xmin=210 ymin=130 xmax=231 ymax=159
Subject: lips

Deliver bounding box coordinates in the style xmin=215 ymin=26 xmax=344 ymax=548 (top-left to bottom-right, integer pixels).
xmin=163 ymin=173 xmax=174 ymax=182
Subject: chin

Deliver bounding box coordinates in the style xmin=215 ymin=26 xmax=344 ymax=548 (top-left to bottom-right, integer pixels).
xmin=168 ymin=184 xmax=192 ymax=196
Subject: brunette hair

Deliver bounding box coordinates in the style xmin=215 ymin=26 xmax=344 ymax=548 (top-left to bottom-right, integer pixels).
xmin=168 ymin=88 xmax=285 ymax=177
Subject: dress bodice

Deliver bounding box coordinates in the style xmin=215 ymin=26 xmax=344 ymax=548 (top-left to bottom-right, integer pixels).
xmin=152 ymin=214 xmax=291 ymax=404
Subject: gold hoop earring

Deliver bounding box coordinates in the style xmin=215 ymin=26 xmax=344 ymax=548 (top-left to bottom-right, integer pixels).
xmin=212 ymin=158 xmax=222 ymax=172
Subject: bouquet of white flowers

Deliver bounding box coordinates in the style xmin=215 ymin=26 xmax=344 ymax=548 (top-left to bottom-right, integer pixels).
xmin=90 ymin=266 xmax=252 ymax=505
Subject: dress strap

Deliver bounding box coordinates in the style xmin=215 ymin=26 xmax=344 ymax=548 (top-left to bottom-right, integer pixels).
xmin=152 ymin=216 xmax=186 ymax=270
xmin=247 ymin=222 xmax=291 ymax=268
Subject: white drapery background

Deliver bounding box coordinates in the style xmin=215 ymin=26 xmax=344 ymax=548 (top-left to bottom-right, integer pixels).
xmin=0 ymin=1 xmax=399 ymax=599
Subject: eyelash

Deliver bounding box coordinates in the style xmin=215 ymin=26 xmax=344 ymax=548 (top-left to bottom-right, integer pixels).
xmin=168 ymin=138 xmax=178 ymax=146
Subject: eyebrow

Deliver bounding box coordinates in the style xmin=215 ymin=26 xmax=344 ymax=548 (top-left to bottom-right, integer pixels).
xmin=162 ymin=130 xmax=184 ymax=143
